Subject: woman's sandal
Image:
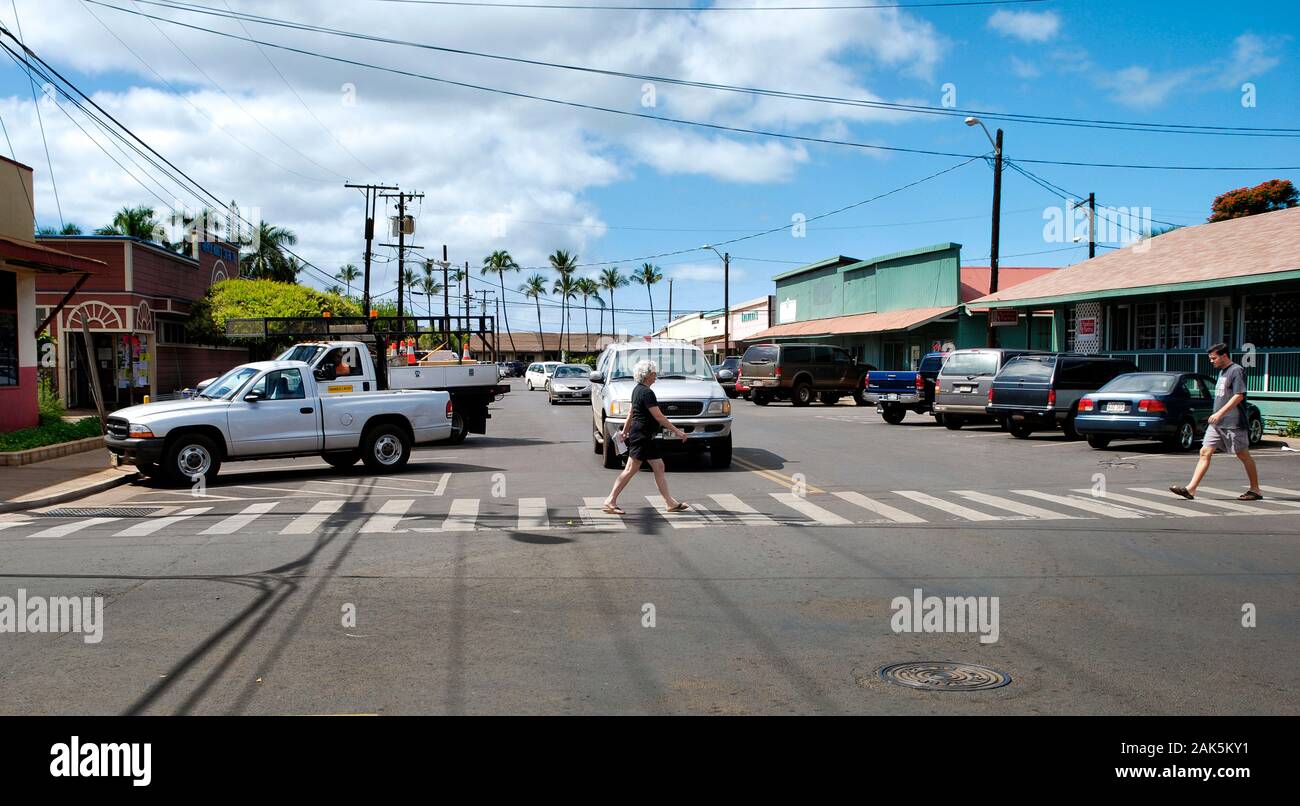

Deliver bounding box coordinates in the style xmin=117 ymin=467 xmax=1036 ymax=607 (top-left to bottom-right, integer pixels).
xmin=666 ymin=502 xmax=689 ymax=513
xmin=1169 ymin=485 xmax=1194 ymax=500
xmin=1237 ymin=490 xmax=1264 ymax=501
xmin=602 ymin=504 xmax=625 ymax=515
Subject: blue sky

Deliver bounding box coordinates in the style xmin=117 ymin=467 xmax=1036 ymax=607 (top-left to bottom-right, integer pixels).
xmin=1 ymin=0 xmax=1296 ymax=335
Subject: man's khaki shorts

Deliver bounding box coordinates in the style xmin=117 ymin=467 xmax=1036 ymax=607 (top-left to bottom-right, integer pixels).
xmin=1204 ymin=424 xmax=1249 ymax=454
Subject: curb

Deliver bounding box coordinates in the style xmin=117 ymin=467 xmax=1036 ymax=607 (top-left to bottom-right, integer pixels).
xmin=0 ymin=435 xmax=106 ymax=466
xmin=0 ymin=469 xmax=140 ymax=514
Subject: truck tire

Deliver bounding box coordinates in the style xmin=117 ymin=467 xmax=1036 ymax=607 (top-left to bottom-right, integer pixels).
xmin=852 ymin=377 xmax=869 ymax=406
xmin=601 ymin=420 xmax=623 ymax=469
xmin=361 ymin=424 xmax=411 ymax=471
xmin=710 ymin=435 xmax=732 ymax=469
xmin=163 ymin=433 xmax=222 ymax=487
xmin=818 ymin=392 xmax=841 ymax=405
xmin=445 ymin=410 xmax=468 ymax=445
xmin=791 ymin=381 xmax=813 ymax=407
xmin=1007 ymin=420 xmax=1033 ymax=439
xmin=323 ymin=451 xmax=359 ymax=468
xmin=751 ymin=391 xmax=770 ymax=406
xmin=943 ymin=415 xmax=965 ymax=430
xmin=880 ymin=405 xmax=906 ymax=425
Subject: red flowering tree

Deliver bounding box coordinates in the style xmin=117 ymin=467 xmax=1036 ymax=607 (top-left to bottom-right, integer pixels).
xmin=1208 ymin=179 xmax=1298 ymax=222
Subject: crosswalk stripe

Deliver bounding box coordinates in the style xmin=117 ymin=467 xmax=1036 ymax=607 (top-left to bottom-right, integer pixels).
xmin=116 ymin=507 xmax=213 ymax=537
xmin=1259 ymin=485 xmax=1300 ymax=500
xmin=516 ymin=497 xmax=550 ymax=530
xmin=1128 ymin=487 xmax=1263 ymax=514
xmin=894 ymin=490 xmax=1005 ymax=521
xmin=952 ymin=490 xmax=1080 ymax=520
xmin=708 ymin=493 xmax=777 ymax=526
xmin=433 ymin=473 xmax=452 ymax=496
xmin=1194 ymin=486 xmax=1300 ymax=511
xmin=281 ymin=500 xmax=345 ymax=535
xmin=360 ymin=499 xmax=414 ymax=533
xmin=1070 ymin=489 xmax=1211 ymax=517
xmin=833 ymin=491 xmax=928 ymax=523
xmin=770 ymin=493 xmax=853 ymax=526
xmin=440 ymin=498 xmax=479 ymax=532
xmin=646 ymin=496 xmax=711 ymax=528
xmin=29 ymin=517 xmax=121 ymax=538
xmin=1013 ymin=490 xmax=1145 ymax=518
xmin=580 ymin=497 xmax=626 ymax=530
xmin=0 ymin=521 xmax=32 ymax=531
xmin=202 ymin=502 xmax=278 ymax=535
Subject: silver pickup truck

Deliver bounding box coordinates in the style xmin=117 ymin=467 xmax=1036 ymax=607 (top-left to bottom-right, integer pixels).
xmin=105 ymin=360 xmax=452 ymax=485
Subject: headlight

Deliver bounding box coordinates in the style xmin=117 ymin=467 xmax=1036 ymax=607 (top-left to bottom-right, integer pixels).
xmin=609 ymin=400 xmax=630 ymax=416
xmin=706 ymin=399 xmax=731 ymax=415
xmin=128 ymin=423 xmax=155 ymax=438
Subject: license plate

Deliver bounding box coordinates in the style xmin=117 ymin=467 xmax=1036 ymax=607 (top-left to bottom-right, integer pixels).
xmin=1105 ymin=402 xmax=1128 ymax=413
xmin=957 ymin=385 xmax=975 ymax=393
xmin=886 ymin=393 xmax=898 ymax=401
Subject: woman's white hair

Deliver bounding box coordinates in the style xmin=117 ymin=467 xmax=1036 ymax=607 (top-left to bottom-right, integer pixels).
xmin=633 ymin=359 xmax=658 ymax=383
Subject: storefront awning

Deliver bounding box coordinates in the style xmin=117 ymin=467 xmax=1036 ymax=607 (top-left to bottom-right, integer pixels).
xmin=744 ymin=306 xmax=956 ymax=341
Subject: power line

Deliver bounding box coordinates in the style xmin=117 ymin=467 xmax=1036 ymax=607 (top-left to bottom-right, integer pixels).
xmin=9 ymin=0 xmax=62 ymax=227
xmin=133 ymin=0 xmax=1300 ymax=139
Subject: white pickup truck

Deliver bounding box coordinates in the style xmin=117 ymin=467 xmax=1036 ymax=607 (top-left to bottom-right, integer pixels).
xmin=105 ymin=359 xmax=453 ymax=485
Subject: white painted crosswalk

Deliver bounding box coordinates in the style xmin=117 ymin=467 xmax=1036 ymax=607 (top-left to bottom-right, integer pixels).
xmin=8 ymin=482 xmax=1297 ymax=542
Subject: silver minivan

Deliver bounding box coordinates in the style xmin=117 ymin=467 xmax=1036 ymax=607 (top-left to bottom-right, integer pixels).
xmin=932 ymin=348 xmax=1047 ymax=429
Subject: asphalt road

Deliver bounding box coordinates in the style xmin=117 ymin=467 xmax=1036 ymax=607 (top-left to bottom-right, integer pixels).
xmin=1 ymin=380 xmax=1297 ymax=714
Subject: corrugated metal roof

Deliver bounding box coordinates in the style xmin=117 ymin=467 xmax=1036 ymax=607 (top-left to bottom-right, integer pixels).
xmin=744 ymin=306 xmax=956 ymax=340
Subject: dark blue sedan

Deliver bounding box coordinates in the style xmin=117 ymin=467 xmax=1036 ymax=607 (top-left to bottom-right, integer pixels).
xmin=1074 ymin=371 xmax=1263 ymax=451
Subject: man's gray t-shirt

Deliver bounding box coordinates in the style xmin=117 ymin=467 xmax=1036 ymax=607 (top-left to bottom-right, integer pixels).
xmin=1213 ymin=362 xmax=1248 ymax=429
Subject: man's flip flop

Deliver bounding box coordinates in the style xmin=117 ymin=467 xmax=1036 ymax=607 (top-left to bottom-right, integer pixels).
xmin=1237 ymin=490 xmax=1264 ymax=501
xmin=666 ymin=502 xmax=689 ymax=513
xmin=602 ymin=505 xmax=625 ymax=515
xmin=1169 ymin=485 xmax=1194 ymax=500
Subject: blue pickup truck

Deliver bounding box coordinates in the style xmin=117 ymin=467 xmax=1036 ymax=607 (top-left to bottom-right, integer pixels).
xmin=863 ymin=352 xmax=949 ymax=424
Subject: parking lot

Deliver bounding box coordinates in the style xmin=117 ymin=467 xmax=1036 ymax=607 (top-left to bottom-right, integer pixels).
xmin=2 ymin=379 xmax=1297 ymax=715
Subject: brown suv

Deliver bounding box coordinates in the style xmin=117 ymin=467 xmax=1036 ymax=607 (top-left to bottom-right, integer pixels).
xmin=739 ymin=343 xmax=876 ymax=406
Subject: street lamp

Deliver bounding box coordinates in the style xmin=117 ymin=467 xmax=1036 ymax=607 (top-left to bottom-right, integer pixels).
xmin=702 ymin=245 xmax=729 ymax=360
xmin=966 ymin=117 xmax=1003 ymax=347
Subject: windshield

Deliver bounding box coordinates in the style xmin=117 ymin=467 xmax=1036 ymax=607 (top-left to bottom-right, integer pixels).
xmin=200 ymin=366 xmax=259 ymax=400
xmin=743 ymin=345 xmax=778 ymax=364
xmin=277 ymin=344 xmax=327 ymax=365
xmin=997 ymin=357 xmax=1054 ymax=382
xmin=554 ymin=366 xmax=588 ymax=378
xmin=609 ymin=347 xmax=714 ymax=380
xmin=1099 ymin=373 xmax=1177 ymax=394
xmin=941 ymin=352 xmax=1000 ymax=377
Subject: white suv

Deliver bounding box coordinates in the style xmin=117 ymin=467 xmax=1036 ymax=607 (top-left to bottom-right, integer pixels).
xmin=525 ymin=361 xmax=560 ymax=391
xmin=588 ymin=340 xmax=734 ymax=469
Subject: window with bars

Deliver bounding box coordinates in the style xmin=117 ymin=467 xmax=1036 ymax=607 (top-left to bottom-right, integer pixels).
xmin=1244 ymin=292 xmax=1300 ymax=348
xmin=1135 ymin=302 xmax=1165 ymax=350
xmin=1173 ymin=300 xmax=1205 ymax=349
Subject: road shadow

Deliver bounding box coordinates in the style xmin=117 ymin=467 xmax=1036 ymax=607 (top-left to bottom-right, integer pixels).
xmin=129 ymin=460 xmax=507 ymax=490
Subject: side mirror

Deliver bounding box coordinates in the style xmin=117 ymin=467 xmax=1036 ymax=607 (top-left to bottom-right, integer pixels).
xmin=717 ymin=369 xmax=735 ymax=382
xmin=588 ymin=371 xmax=605 ymax=384
xmin=243 ymin=390 xmax=264 ymax=403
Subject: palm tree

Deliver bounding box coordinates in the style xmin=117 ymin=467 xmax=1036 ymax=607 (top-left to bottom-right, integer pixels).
xmin=481 ymin=250 xmax=519 ymax=353
xmin=336 ymin=263 xmax=360 ymax=297
xmin=631 ymin=262 xmax=664 ymax=333
xmin=548 ymin=250 xmax=578 ymax=357
xmin=599 ymin=266 xmax=627 ymax=341
xmin=96 ymin=205 xmax=163 ymax=243
xmin=327 ymin=285 xmax=345 ymax=296
xmin=575 ymin=277 xmax=601 ymax=355
xmin=37 ymin=222 xmax=82 ymax=236
xmin=520 ymin=273 xmax=548 ymax=357
xmin=240 ymin=221 xmax=298 ymax=282
xmin=553 ymin=273 xmax=578 ymax=360
xmin=167 ymin=206 xmax=223 ymax=255
xmin=420 ymin=274 xmax=443 ymax=318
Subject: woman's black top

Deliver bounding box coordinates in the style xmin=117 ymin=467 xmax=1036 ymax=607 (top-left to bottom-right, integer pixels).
xmin=628 ymin=383 xmax=659 ymax=441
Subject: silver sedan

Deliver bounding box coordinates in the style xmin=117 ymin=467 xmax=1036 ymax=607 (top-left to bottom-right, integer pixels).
xmin=548 ymin=364 xmax=593 ymax=404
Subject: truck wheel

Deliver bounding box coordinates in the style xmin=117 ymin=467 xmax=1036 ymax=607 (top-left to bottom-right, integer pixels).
xmin=791 ymin=381 xmax=813 ymax=407
xmin=711 ymin=435 xmax=732 ymax=469
xmin=943 ymin=415 xmax=965 ymax=430
xmin=1007 ymin=420 xmax=1033 ymax=439
xmin=164 ymin=433 xmax=222 ymax=487
xmin=361 ymin=424 xmax=411 ymax=471
xmin=752 ymin=391 xmax=770 ymax=406
xmin=1086 ymin=435 xmax=1112 ymax=450
xmin=818 ymin=392 xmax=841 ymax=405
xmin=880 ymin=405 xmax=906 ymax=425
xmin=852 ymin=377 xmax=869 ymax=406
xmin=323 ymin=451 xmax=359 ymax=468
xmin=445 ymin=411 xmax=468 ymax=445
xmin=601 ymin=421 xmax=623 ymax=469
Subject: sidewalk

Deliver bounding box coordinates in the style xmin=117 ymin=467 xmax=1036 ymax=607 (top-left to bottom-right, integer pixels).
xmin=0 ymin=448 xmax=139 ymax=513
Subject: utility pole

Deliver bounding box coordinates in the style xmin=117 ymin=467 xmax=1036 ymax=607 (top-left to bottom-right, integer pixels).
xmin=442 ymin=244 xmax=449 ymax=320
xmin=723 ymin=252 xmax=730 ymax=358
xmin=1087 ymin=192 xmax=1096 ymax=259
xmin=379 ymin=190 xmax=424 ymax=322
xmin=963 ymin=117 xmax=1002 ymax=347
xmin=667 ymin=279 xmax=673 ymax=332
xmin=344 ymin=182 xmax=397 ymax=319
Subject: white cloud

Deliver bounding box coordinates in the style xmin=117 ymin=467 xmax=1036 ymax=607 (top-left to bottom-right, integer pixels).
xmin=1095 ymin=32 xmax=1289 ymax=108
xmin=987 ymin=10 xmax=1061 ymax=43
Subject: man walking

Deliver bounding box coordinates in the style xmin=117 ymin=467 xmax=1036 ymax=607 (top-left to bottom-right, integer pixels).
xmin=1170 ymin=343 xmax=1262 ymax=501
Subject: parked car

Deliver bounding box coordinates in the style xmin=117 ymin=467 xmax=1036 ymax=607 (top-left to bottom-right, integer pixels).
xmin=739 ymin=343 xmax=875 ymax=407
xmin=713 ymin=356 xmax=742 ymax=398
xmin=988 ymin=354 xmax=1140 ymax=439
xmin=525 ymin=361 xmax=561 ymax=391
xmin=589 ymin=339 xmax=734 ymax=469
xmin=549 ymin=364 xmax=593 ymax=404
xmin=932 ymin=348 xmax=1048 ymax=430
xmin=863 ymin=352 xmax=948 ymax=424
xmin=1074 ymin=371 xmax=1264 ymax=450
xmin=105 ymin=360 xmax=453 ymax=485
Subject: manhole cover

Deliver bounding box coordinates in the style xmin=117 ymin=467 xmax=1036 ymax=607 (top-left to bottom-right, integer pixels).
xmin=38 ymin=507 xmax=161 ymax=518
xmin=878 ymin=661 xmax=1011 ymax=692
